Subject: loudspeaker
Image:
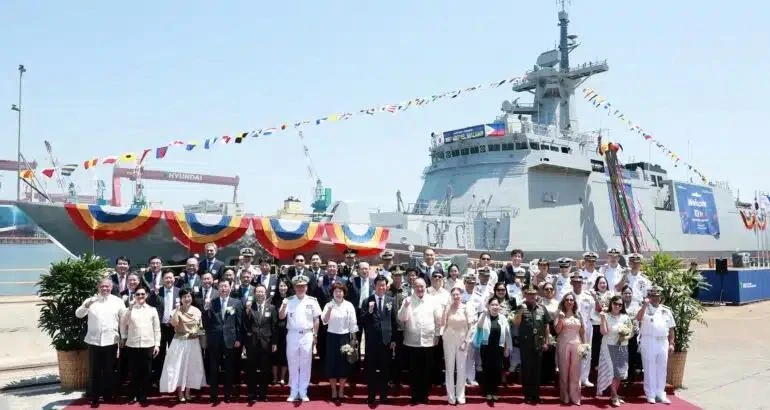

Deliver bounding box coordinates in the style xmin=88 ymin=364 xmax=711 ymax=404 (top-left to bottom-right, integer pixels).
xmin=715 ymin=258 xmax=728 ymax=274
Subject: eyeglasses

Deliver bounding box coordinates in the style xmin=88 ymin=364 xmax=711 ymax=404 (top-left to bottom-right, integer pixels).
xmin=135 ymin=293 xmax=146 ymax=297
xmin=612 ymin=302 xmax=623 ymax=306
xmin=481 ymin=257 xmax=491 ymax=260
xmin=544 ymin=288 xmax=554 ymax=292
xmin=295 ymin=259 xmax=304 ymax=262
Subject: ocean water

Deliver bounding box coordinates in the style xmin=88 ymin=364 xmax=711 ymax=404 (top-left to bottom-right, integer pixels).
xmin=0 ymin=243 xmax=73 ymax=296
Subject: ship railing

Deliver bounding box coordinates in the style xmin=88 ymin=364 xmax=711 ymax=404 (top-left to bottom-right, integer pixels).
xmin=522 ymin=60 xmax=608 ymax=77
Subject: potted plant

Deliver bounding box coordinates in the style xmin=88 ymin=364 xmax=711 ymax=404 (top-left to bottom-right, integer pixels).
xmin=642 ymin=253 xmax=710 ymax=388
xmin=37 ymin=254 xmax=109 ymax=390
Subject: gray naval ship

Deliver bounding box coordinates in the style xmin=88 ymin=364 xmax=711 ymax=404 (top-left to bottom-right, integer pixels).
xmin=12 ymin=6 xmax=766 ymax=264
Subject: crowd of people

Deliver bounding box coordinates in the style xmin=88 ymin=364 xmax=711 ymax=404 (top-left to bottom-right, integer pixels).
xmin=76 ymin=243 xmax=678 ymax=407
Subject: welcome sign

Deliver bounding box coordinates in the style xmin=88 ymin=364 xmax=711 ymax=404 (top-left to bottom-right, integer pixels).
xmin=674 ymin=183 xmax=720 ymax=235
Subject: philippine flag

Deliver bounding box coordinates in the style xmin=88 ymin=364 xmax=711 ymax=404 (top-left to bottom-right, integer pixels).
xmin=484 ymin=123 xmax=505 ymax=137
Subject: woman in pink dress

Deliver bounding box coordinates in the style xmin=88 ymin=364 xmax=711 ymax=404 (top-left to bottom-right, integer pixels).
xmin=556 ymin=292 xmax=586 ymax=405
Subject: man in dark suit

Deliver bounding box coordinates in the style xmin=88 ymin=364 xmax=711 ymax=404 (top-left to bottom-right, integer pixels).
xmin=148 ymin=270 xmax=180 ymax=382
xmin=232 ymin=269 xmax=256 ymax=305
xmin=361 ymin=274 xmax=398 ymax=405
xmin=177 ymin=257 xmax=203 ymax=291
xmin=193 ymin=272 xmax=217 ymax=310
xmin=110 ymin=256 xmax=131 ymax=296
xmin=244 ymin=284 xmax=277 ymax=404
xmin=143 ymin=256 xmax=164 ymax=294
xmin=254 ymin=258 xmax=278 ymax=299
xmin=203 ymin=280 xmax=244 ymax=404
xmin=199 ymin=243 xmax=226 ymax=281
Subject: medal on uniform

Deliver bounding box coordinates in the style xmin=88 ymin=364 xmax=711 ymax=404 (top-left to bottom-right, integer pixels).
xmin=533 ymin=328 xmax=538 ymax=335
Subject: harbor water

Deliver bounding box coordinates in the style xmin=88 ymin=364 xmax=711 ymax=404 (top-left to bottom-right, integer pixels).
xmin=0 ymin=243 xmax=72 ymax=296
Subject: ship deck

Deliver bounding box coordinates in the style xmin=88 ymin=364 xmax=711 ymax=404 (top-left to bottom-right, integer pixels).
xmin=0 ymin=297 xmax=768 ymax=409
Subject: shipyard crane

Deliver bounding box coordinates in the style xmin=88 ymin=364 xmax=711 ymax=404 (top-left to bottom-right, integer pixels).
xmin=296 ymin=129 xmax=331 ymax=221
xmin=111 ymin=167 xmax=239 ymax=207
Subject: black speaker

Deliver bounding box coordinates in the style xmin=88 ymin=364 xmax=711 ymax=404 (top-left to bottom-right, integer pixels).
xmin=715 ymin=258 xmax=728 ymax=274
xmin=731 ymin=253 xmax=744 ymax=268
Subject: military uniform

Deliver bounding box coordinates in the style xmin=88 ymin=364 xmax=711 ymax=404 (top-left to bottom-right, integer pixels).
xmin=283 ymin=276 xmax=321 ymax=401
xmin=553 ymin=258 xmax=574 ymax=302
xmin=580 ymin=251 xmax=601 ymax=290
xmin=517 ymin=286 xmax=552 ymax=403
xmin=639 ymin=286 xmax=675 ymax=404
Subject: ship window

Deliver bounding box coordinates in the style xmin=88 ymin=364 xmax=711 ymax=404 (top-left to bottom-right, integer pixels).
xmin=561 ymin=146 xmax=570 ymax=153
xmin=488 ymin=144 xmax=501 ymax=151
xmin=452 ymin=149 xmax=460 ymax=157
xmin=460 ymin=148 xmax=470 ymax=156
xmin=541 ymin=144 xmax=550 ymax=150
xmin=479 ymin=145 xmax=486 ymax=153
xmin=502 ymin=143 xmax=514 ymax=151
xmin=529 ymin=142 xmax=540 ymax=150
xmin=515 ymin=142 xmax=528 ymax=150
xmin=550 ymin=146 xmax=559 ymax=152
xmin=445 ymin=151 xmax=452 ymax=158
xmin=470 ymin=146 xmax=480 ymax=154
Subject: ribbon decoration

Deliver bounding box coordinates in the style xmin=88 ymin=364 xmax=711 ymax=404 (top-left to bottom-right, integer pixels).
xmin=65 ymin=204 xmax=163 ymax=240
xmin=164 ymin=211 xmax=251 ymax=252
xmin=581 ymin=87 xmax=709 ymax=185
xmin=35 ymin=72 xmax=531 ymax=179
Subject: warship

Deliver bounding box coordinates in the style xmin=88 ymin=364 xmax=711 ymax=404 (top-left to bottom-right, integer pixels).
xmin=12 ymin=5 xmax=769 ymax=265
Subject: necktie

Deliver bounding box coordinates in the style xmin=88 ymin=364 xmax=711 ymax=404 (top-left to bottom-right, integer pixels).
xmin=163 ymin=290 xmax=172 ymax=322
xmin=119 ymin=276 xmax=125 ymax=292
xmin=221 ymin=299 xmax=228 ymax=320
xmin=377 ymin=296 xmax=382 ymax=312
xmin=257 ymin=304 xmax=262 ymax=318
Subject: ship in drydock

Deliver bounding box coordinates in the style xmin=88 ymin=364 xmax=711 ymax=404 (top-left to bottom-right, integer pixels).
xmin=11 ymin=6 xmax=769 ymax=264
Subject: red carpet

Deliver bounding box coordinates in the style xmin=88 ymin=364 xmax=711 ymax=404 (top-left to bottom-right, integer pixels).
xmin=64 ymin=385 xmax=701 ymax=409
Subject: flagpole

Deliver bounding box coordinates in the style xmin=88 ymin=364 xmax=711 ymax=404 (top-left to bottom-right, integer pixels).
xmin=12 ymin=65 xmax=26 ymax=201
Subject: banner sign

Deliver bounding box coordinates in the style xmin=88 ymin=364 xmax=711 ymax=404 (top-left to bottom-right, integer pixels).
xmin=674 ymin=183 xmax=720 ymax=235
xmin=443 ymin=125 xmax=486 ymax=144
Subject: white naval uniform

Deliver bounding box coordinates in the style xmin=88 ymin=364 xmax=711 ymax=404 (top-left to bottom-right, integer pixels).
xmin=553 ymin=274 xmax=573 ymax=302
xmin=623 ymin=271 xmax=651 ymax=306
xmin=581 ymin=268 xmax=601 ymax=290
xmin=285 ymin=295 xmax=321 ymax=399
xmin=639 ymin=304 xmax=675 ymax=401
xmin=599 ymin=264 xmax=622 ymax=291
xmin=575 ymin=291 xmax=595 ymax=383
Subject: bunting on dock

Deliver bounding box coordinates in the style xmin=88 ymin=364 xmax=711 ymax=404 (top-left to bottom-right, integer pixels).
xmin=325 ymin=223 xmax=390 ymax=257
xmin=252 ymin=217 xmax=326 ymax=259
xmin=65 ymin=204 xmax=162 ymax=240
xmin=164 ymin=212 xmax=251 ymax=252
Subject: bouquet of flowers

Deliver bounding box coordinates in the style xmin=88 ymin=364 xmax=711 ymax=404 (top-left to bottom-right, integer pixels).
xmin=617 ymin=323 xmax=632 ymax=341
xmin=577 ymin=343 xmax=591 ymax=359
xmin=340 ymin=343 xmax=359 ymax=364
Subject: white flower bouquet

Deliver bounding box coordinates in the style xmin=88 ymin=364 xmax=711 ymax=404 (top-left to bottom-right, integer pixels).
xmin=340 ymin=343 xmax=359 ymax=364
xmin=577 ymin=343 xmax=591 ymax=359
xmin=617 ymin=323 xmax=632 ymax=340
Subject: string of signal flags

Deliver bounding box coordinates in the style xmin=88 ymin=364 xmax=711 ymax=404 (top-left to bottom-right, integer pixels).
xmin=581 ymin=87 xmax=709 ymax=185
xmin=23 ymin=72 xmax=536 ymax=180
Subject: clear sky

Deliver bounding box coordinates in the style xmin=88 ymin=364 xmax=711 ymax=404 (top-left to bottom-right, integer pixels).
xmin=1 ymin=1 xmax=768 ymax=215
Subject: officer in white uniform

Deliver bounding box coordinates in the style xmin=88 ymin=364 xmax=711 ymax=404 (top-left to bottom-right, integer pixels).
xmin=635 ymin=285 xmax=675 ymax=404
xmin=599 ymin=247 xmax=623 ymax=290
xmin=580 ymin=251 xmax=601 ymax=290
xmin=279 ymin=275 xmax=321 ymax=402
xmin=616 ymin=253 xmax=651 ymax=305
xmin=553 ymin=257 xmax=574 ymax=302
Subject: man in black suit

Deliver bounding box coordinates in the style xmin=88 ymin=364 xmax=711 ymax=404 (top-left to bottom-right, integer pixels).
xmin=148 ymin=270 xmax=180 ymax=383
xmin=254 ymin=258 xmax=278 ymax=299
xmin=244 ymin=284 xmax=277 ymax=404
xmin=361 ymin=274 xmax=398 ymax=405
xmin=177 ymin=257 xmax=203 ymax=292
xmin=203 ymin=280 xmax=244 ymax=404
xmin=143 ymin=256 xmax=164 ymax=294
xmin=110 ymin=256 xmax=131 ymax=296
xmin=199 ymin=243 xmax=226 ymax=281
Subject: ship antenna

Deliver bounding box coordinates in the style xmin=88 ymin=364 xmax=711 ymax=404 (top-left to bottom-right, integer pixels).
xmin=558 ymin=0 xmax=571 ymax=71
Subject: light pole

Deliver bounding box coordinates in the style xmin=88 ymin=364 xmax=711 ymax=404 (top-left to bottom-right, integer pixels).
xmin=11 ymin=64 xmax=26 ymax=201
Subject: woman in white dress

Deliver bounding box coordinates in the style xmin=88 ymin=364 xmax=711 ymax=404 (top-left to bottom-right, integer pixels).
xmin=160 ymin=289 xmax=206 ymax=402
xmin=597 ymin=295 xmax=632 ymax=407
xmin=441 ymin=286 xmax=474 ymax=404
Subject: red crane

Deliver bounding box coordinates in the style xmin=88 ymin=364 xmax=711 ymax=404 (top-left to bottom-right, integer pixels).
xmin=111 ymin=166 xmax=239 ymax=207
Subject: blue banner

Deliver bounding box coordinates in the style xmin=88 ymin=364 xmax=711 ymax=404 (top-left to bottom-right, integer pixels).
xmin=443 ymin=124 xmax=485 ymax=143
xmin=674 ymin=183 xmax=720 ymax=235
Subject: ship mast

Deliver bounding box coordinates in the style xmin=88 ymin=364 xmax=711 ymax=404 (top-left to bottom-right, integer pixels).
xmin=558 ymin=0 xmax=571 ymax=71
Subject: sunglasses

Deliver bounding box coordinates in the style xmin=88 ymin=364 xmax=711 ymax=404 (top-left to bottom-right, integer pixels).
xmin=612 ymin=302 xmax=623 ymax=306
xmin=544 ymin=288 xmax=554 ymax=292
xmin=481 ymin=257 xmax=491 ymax=260
xmin=295 ymin=259 xmax=304 ymax=262
xmin=135 ymin=293 xmax=146 ymax=297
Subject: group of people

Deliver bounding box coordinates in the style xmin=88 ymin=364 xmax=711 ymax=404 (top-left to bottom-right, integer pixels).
xmin=77 ymin=242 xmax=678 ymax=407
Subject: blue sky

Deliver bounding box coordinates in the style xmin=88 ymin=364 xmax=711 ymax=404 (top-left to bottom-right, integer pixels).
xmin=1 ymin=1 xmax=768 ymax=215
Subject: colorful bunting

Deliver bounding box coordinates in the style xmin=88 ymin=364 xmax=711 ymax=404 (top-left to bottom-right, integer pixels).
xmin=60 ymin=164 xmax=78 ymax=176
xmin=581 ymin=87 xmax=710 ymax=185
xmin=164 ymin=211 xmax=250 ymax=252
xmin=52 ymin=71 xmax=530 ymax=176
xmin=252 ymin=217 xmax=326 ymax=259
xmin=324 ymin=223 xmax=390 ymax=257
xmin=65 ymin=204 xmax=162 ymax=240
xmin=20 ymin=169 xmax=34 ymax=179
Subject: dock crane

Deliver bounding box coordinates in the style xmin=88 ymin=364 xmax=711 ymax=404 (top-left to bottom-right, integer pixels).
xmin=43 ymin=140 xmax=68 ymax=198
xmin=296 ymin=129 xmax=332 ymax=221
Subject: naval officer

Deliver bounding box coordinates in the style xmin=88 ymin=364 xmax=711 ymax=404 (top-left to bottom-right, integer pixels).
xmin=635 ymin=285 xmax=675 ymax=405
xmin=279 ymin=274 xmax=322 ymax=402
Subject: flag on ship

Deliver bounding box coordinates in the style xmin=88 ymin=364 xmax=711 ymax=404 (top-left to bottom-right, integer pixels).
xmin=484 ymin=123 xmax=505 ymax=137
